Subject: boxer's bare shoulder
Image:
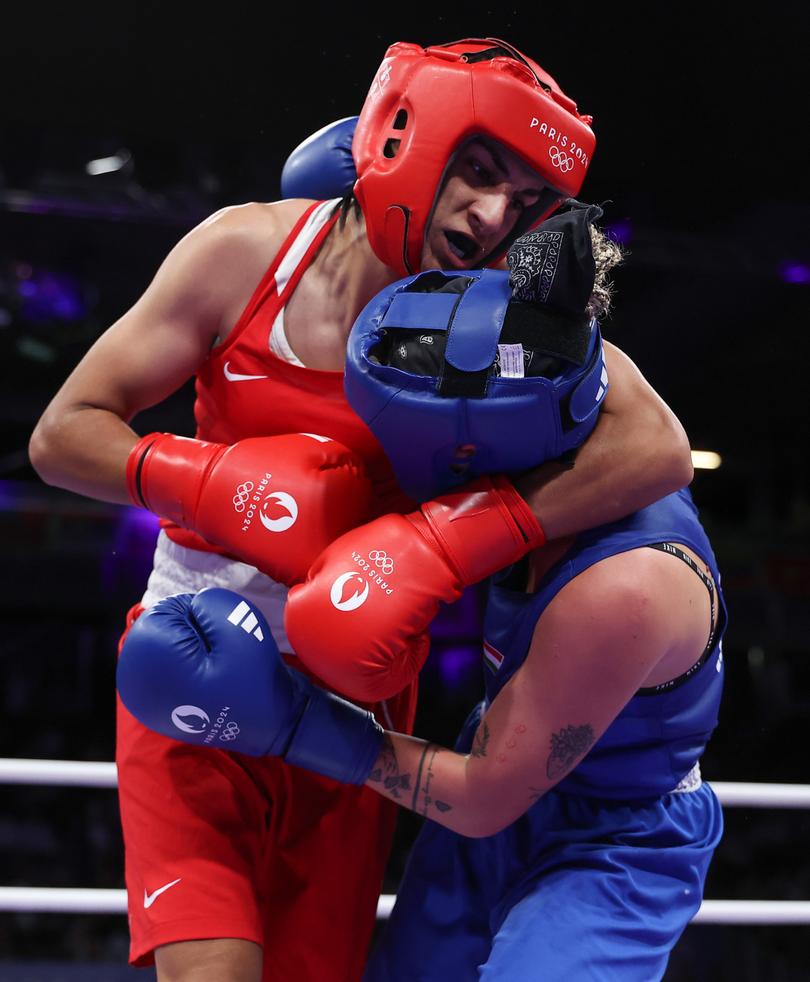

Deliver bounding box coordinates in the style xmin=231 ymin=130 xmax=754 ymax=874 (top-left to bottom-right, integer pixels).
xmin=197 ymin=198 xmax=311 ymax=249
xmin=184 ymin=199 xmax=313 ymax=340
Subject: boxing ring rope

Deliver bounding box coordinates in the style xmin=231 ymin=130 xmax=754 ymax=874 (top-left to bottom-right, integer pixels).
xmin=3 ymin=758 xmax=810 ymax=924
xmin=0 ymin=758 xmax=118 ymax=788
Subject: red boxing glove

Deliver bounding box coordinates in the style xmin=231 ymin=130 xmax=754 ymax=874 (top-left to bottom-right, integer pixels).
xmin=284 ymin=476 xmax=544 ymax=701
xmin=126 ymin=432 xmax=372 ymax=586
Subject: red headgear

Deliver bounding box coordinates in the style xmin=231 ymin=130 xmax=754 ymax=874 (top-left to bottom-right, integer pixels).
xmin=352 ymin=38 xmax=596 ymax=276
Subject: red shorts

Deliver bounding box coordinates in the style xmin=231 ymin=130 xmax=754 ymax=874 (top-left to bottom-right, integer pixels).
xmin=116 ymin=603 xmax=418 ymax=981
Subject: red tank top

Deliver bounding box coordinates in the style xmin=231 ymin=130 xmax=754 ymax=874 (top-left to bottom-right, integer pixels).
xmin=164 ymin=200 xmax=411 ymax=553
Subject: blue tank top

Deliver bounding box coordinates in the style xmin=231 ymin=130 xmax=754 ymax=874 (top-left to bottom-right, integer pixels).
xmin=481 ymin=488 xmax=727 ymax=798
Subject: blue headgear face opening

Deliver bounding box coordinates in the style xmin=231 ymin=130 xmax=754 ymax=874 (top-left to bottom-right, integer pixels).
xmin=344 ymin=204 xmax=610 ymax=502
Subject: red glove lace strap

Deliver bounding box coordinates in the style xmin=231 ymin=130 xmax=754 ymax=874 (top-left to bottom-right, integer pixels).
xmin=125 ymin=432 xmax=163 ymax=508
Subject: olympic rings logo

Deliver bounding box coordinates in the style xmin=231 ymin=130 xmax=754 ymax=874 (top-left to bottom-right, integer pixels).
xmin=219 ymin=721 xmax=241 ymax=741
xmin=548 ymin=146 xmax=574 ymax=173
xmin=232 ymin=482 xmax=254 ymax=512
xmin=368 ymin=550 xmax=395 ymax=575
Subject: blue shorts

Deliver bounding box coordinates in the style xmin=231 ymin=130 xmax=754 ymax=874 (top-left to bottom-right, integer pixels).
xmin=365 ymin=781 xmax=722 ymax=981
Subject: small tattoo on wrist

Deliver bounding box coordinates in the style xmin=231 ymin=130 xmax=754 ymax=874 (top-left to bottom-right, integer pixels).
xmin=369 ymin=736 xmax=411 ymax=799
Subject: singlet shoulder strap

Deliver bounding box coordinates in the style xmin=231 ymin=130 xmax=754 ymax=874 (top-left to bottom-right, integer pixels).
xmin=647 ymin=541 xmax=716 ymax=597
xmin=215 ymin=199 xmax=340 ymax=355
xmin=638 ymin=541 xmax=719 ymax=695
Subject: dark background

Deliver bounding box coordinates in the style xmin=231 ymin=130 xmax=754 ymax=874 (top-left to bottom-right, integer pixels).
xmin=1 ymin=3 xmax=809 ymax=978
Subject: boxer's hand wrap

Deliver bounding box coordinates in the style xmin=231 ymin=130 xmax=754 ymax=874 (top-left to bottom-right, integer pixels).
xmin=126 ymin=431 xmax=372 ymax=587
xmin=117 ymin=588 xmax=383 ymax=785
xmin=285 ymin=476 xmax=545 ymax=702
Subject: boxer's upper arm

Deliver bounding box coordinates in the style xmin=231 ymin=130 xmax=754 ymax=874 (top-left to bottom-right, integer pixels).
xmin=46 ymin=204 xmax=285 ymax=422
xmin=514 ymin=339 xmax=693 ymax=539
xmin=600 ymin=341 xmax=677 ymax=424
xmin=464 ymin=550 xmax=675 ymax=835
xmin=29 ymin=203 xmax=295 ymax=499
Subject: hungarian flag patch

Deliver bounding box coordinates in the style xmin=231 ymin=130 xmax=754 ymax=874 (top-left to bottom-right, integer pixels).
xmin=483 ymin=640 xmax=504 ymax=674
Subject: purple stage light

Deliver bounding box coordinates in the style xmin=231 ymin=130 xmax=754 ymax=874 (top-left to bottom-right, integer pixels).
xmin=605 ymin=218 xmax=633 ymax=246
xmin=435 ymin=645 xmax=480 ymax=688
xmin=121 ymin=506 xmax=161 ymax=535
xmin=778 ymin=262 xmax=810 ymax=285
xmin=101 ymin=507 xmax=160 ymax=595
xmin=430 ymin=584 xmax=485 ymax=639
xmin=14 ymin=266 xmax=87 ymax=322
xmin=0 ymin=480 xmax=20 ymax=511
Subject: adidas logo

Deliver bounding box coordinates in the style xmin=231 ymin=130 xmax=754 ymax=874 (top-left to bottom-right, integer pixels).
xmin=227 ymin=601 xmax=264 ymax=641
xmin=596 ymin=364 xmax=609 ymax=402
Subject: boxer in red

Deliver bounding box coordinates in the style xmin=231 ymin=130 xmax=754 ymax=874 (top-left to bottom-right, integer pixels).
xmin=29 ymin=38 xmax=692 ymax=982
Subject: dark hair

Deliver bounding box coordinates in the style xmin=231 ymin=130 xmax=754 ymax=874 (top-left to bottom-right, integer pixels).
xmin=332 ymin=189 xmax=362 ymax=229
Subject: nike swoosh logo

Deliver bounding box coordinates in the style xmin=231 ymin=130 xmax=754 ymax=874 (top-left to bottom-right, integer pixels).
xmin=143 ymin=877 xmax=182 ymax=909
xmin=223 ymin=361 xmax=269 ymax=382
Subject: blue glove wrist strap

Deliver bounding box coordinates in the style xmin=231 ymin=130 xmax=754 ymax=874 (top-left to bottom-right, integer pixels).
xmin=285 ymin=683 xmax=384 ymax=785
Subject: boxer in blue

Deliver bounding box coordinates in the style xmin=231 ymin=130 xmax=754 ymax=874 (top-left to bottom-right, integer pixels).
xmin=117 ymin=203 xmax=724 ymax=980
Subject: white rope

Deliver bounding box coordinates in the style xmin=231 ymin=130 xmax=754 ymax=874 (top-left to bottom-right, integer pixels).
xmin=0 ymin=888 xmax=126 ymax=914
xmin=1 ymin=888 xmax=808 ymax=924
xmin=711 ymin=782 xmax=810 ymax=808
xmin=691 ymin=901 xmax=810 ymax=925
xmin=0 ymin=758 xmax=117 ymax=788
xmin=2 ymin=759 xmax=810 ymax=926
xmin=3 ymin=761 xmax=810 ymax=924
xmin=3 ymin=760 xmax=810 ymax=808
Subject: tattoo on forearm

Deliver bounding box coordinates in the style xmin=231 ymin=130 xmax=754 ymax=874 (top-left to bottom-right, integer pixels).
xmin=411 ymin=744 xmax=453 ymax=816
xmin=368 ymin=735 xmax=411 ymax=799
xmin=471 ymin=721 xmax=490 ymax=758
xmin=546 ymin=724 xmax=594 ymax=780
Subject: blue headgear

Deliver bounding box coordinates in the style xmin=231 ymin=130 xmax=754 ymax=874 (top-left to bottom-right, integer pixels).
xmin=345 ymin=202 xmax=610 ymax=502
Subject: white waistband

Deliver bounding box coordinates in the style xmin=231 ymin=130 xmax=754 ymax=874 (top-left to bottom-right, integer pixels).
xmin=672 ymin=762 xmax=703 ymax=794
xmin=141 ymin=531 xmax=291 ymax=652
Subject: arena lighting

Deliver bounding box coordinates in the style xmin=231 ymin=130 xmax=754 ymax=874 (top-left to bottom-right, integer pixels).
xmin=14 ymin=263 xmax=86 ymax=322
xmin=436 ymin=646 xmax=479 ymax=687
xmin=778 ymin=262 xmax=810 ymax=284
xmin=101 ymin=507 xmax=160 ymax=594
xmin=691 ymin=450 xmax=721 ymax=470
xmin=85 ymin=150 xmax=131 ymax=176
xmin=605 ymin=218 xmax=633 ymax=246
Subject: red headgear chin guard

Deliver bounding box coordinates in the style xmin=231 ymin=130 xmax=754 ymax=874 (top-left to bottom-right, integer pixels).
xmin=352 ymin=38 xmax=596 ymax=277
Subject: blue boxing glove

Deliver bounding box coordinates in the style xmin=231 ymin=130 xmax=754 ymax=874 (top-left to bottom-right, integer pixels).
xmin=280 ymin=116 xmax=358 ymax=201
xmin=116 ymin=588 xmax=383 ymax=785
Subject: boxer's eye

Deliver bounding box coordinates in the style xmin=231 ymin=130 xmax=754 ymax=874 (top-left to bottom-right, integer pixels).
xmin=470 ymin=160 xmax=494 ymax=184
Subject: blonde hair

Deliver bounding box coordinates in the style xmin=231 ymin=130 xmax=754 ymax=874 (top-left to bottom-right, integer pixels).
xmin=588 ymin=224 xmax=625 ymax=321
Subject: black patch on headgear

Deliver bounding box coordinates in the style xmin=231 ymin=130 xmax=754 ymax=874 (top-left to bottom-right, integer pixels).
xmin=507 ymin=199 xmax=603 ymax=316
xmin=372 ymin=201 xmax=604 ymax=393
